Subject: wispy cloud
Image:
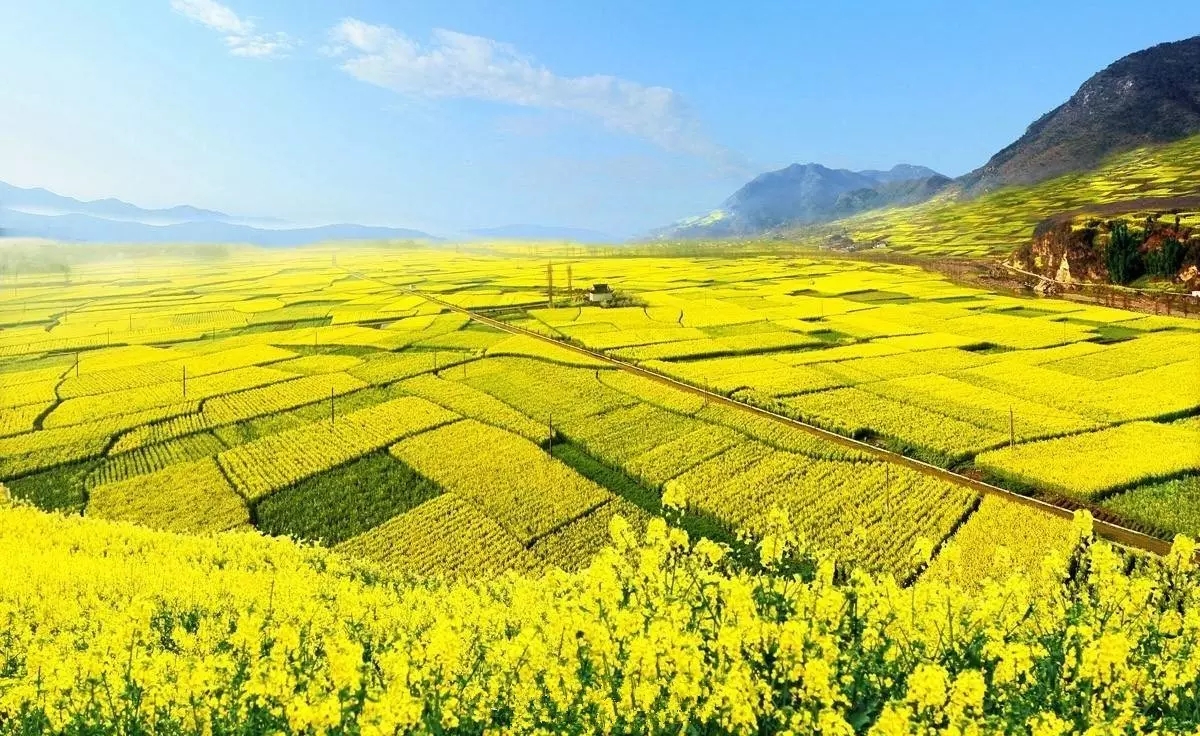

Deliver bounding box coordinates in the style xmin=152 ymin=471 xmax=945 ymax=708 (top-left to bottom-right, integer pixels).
xmin=325 ymin=19 xmax=746 ymax=171
xmin=171 ymin=0 xmax=294 ymax=58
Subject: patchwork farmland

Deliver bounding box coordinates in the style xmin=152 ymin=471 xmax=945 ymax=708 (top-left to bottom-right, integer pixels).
xmin=1 ymin=244 xmax=1198 ymax=734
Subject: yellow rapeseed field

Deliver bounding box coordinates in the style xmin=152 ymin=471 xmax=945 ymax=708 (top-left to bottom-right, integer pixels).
xmin=0 ymin=500 xmax=1197 ymax=734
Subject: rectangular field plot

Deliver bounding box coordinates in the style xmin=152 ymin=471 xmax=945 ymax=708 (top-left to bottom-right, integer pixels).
xmin=0 ymin=404 xmax=201 ymax=478
xmin=860 ymin=374 xmax=1096 ymax=441
xmin=0 ymin=403 xmax=50 ymax=438
xmin=336 ymin=492 xmax=541 ymax=579
xmin=85 ymin=432 xmax=227 ymax=489
xmin=623 ymin=424 xmax=746 ymax=488
xmin=86 ymin=458 xmax=248 ymax=534
xmin=1101 ymin=474 xmax=1200 ymax=540
xmin=647 ymin=357 xmax=845 ymax=396
xmin=390 ymin=420 xmax=610 ymax=543
xmin=347 ymin=349 xmax=472 ymax=385
xmin=566 ymin=403 xmax=698 ymax=464
xmin=956 ymin=360 xmax=1200 ymax=424
xmin=255 ymin=451 xmax=442 ymax=545
xmin=1 ymin=379 xmax=61 ymax=413
xmin=784 ymin=387 xmax=1007 ymax=461
xmin=459 ymin=357 xmax=634 ymax=423
xmin=610 ymin=331 xmax=825 ymax=361
xmin=273 ymin=353 xmax=364 ymax=375
xmin=1042 ymin=332 xmax=1198 ymax=379
xmin=57 ymin=344 xmax=296 ymax=399
xmin=976 ymin=421 xmax=1200 ymax=499
xmin=484 ymin=334 xmax=608 ymax=367
xmin=596 ymin=370 xmax=706 ymax=415
xmin=919 ymin=495 xmax=1076 ymax=589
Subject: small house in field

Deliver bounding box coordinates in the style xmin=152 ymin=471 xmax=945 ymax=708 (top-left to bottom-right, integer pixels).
xmin=587 ymin=283 xmax=614 ymax=305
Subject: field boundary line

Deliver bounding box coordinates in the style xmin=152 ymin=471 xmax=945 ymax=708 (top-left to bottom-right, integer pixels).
xmin=348 ymin=271 xmax=1176 ymax=557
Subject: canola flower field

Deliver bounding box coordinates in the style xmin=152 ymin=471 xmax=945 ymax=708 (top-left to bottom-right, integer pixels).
xmin=0 ymin=243 xmax=1198 ymax=733
xmin=1 ymin=488 xmax=1199 ymax=735
xmin=1 ymin=246 xmax=1197 ymax=570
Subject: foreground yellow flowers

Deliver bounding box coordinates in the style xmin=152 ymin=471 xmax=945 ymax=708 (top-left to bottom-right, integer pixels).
xmin=0 ymin=501 xmax=1197 ymax=735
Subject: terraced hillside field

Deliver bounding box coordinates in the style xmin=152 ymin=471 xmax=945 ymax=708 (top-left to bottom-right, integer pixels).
xmin=1 ymin=245 xmax=1196 ymax=586
xmin=809 ymin=134 xmax=1200 ymax=256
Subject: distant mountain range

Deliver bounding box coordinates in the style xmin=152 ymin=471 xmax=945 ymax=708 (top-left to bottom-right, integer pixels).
xmin=0 ymin=181 xmax=253 ymax=225
xmin=465 ymin=224 xmax=615 ymax=242
xmin=654 ymin=34 xmax=1200 ymax=240
xmin=0 ymin=181 xmax=625 ymax=245
xmin=0 ymin=181 xmax=435 ymax=245
xmin=651 ymin=164 xmax=950 ymax=239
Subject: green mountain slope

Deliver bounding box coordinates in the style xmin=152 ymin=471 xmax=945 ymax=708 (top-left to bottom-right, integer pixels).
xmin=809 ymin=134 xmax=1200 ymax=257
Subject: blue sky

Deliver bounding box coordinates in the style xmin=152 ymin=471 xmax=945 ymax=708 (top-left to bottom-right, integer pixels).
xmin=2 ymin=1 xmax=1197 ymax=237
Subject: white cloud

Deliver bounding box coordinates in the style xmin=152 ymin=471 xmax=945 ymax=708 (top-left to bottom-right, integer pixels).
xmin=171 ymin=0 xmax=294 ymax=58
xmin=325 ymin=19 xmax=744 ymax=169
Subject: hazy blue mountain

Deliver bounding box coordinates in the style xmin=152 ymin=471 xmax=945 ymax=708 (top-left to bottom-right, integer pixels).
xmin=832 ymin=174 xmax=954 ymax=215
xmin=0 ymin=181 xmax=243 ymax=224
xmin=0 ymin=180 xmax=435 ymax=244
xmin=466 ymin=224 xmax=616 ymax=242
xmin=724 ymin=164 xmax=880 ymax=228
xmin=0 ymin=209 xmax=434 ymax=246
xmin=650 ymin=163 xmax=948 ymax=239
xmin=858 ymin=164 xmax=943 ymax=184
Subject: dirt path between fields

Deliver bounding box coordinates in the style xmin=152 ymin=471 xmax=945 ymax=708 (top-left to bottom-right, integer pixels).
xmin=348 ymin=270 xmax=1177 ymax=557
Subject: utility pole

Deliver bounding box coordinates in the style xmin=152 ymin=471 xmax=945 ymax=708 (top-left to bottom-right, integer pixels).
xmin=566 ymin=264 xmax=573 ymax=300
xmin=75 ymin=352 xmax=80 ymax=378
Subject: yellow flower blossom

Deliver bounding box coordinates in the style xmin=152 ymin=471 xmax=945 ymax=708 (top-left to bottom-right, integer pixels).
xmin=661 ymin=483 xmax=688 ymax=511
xmin=906 ymin=663 xmax=950 ymax=711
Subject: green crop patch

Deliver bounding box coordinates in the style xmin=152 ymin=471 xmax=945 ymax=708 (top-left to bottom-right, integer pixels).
xmin=254 ymin=451 xmax=443 ymax=545
xmin=7 ymin=459 xmax=98 ymax=514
